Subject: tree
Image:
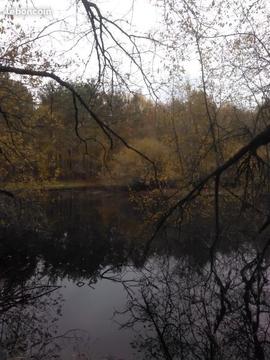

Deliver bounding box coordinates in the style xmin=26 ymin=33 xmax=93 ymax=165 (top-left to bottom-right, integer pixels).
xmin=0 ymin=74 xmax=36 ymax=182
xmin=145 ymin=0 xmax=270 ymax=242
xmin=0 ymin=0 xmax=160 ymax=190
xmin=110 ymin=137 xmax=178 ymax=185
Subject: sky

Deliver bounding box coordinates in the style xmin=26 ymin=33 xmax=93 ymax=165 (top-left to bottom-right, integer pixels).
xmin=0 ymin=0 xmax=201 ymax=99
xmin=0 ymin=0 xmax=270 ymax=102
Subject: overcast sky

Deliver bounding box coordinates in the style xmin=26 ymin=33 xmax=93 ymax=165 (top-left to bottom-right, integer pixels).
xmin=0 ymin=0 xmax=201 ymax=99
xmin=1 ymin=0 xmax=160 ymax=35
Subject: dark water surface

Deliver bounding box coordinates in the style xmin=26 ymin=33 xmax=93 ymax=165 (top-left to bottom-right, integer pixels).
xmin=1 ymin=189 xmax=270 ymax=359
xmin=0 ymin=190 xmax=149 ymax=360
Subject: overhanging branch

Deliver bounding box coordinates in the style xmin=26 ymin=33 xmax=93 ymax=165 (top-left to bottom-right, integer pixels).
xmin=144 ymin=124 xmax=270 ymax=255
xmin=0 ymin=65 xmax=158 ymax=179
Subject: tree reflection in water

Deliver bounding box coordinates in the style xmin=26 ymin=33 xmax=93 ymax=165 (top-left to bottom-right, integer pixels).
xmin=119 ymin=244 xmax=270 ymax=360
xmin=0 ymin=261 xmax=96 ymax=360
xmin=0 ymin=263 xmax=62 ymax=359
xmin=1 ymin=190 xmax=270 ymax=359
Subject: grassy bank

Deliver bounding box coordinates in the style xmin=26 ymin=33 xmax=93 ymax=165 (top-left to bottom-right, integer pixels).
xmin=0 ymin=180 xmax=131 ymax=192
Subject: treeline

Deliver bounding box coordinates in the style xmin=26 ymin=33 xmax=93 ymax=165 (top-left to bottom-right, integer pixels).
xmin=0 ymin=74 xmax=262 ymax=186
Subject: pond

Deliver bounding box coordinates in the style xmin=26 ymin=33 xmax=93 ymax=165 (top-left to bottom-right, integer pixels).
xmin=1 ymin=189 xmax=270 ymax=360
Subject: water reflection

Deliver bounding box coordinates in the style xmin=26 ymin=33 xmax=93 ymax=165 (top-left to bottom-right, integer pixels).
xmin=0 ymin=264 xmax=63 ymax=359
xmin=120 ymin=246 xmax=270 ymax=360
xmin=1 ymin=189 xmax=270 ymax=359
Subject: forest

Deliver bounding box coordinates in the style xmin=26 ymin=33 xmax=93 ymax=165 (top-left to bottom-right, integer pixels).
xmin=0 ymin=75 xmax=260 ymax=191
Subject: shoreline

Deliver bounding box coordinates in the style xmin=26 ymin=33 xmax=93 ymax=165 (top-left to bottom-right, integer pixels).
xmin=0 ymin=181 xmax=131 ymax=193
